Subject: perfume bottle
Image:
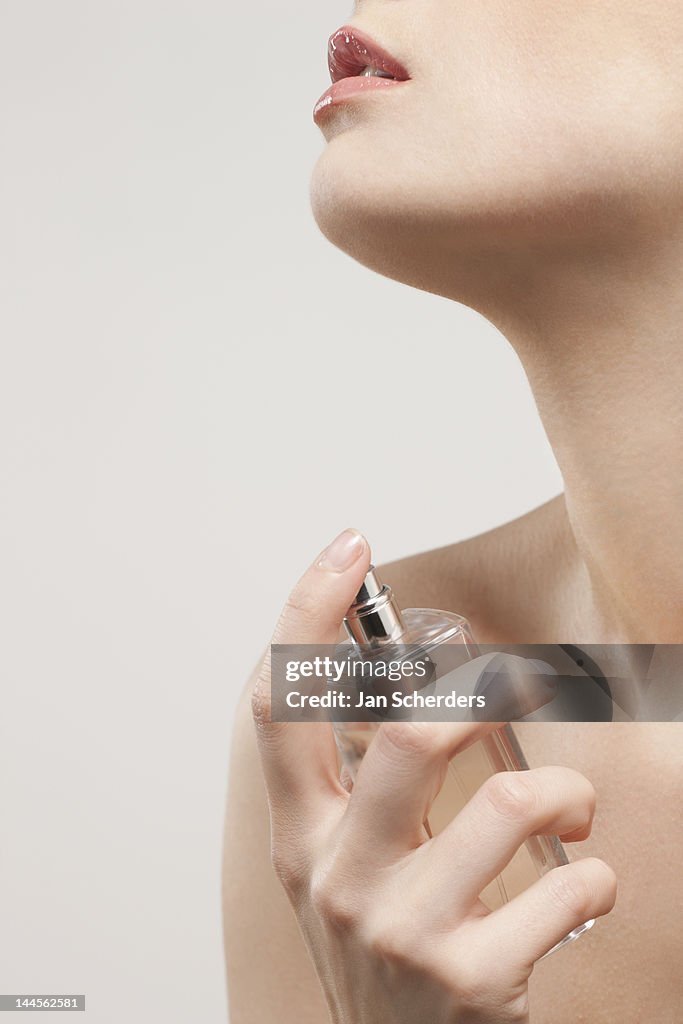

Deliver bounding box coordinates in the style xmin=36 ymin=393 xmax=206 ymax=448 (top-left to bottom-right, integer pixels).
xmin=332 ymin=566 xmax=593 ymax=956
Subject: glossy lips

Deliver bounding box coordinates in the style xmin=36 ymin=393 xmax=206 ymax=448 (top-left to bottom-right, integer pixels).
xmin=313 ymin=25 xmax=411 ymax=124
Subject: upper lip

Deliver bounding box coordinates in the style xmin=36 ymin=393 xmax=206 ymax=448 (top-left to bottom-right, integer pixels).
xmin=327 ymin=25 xmax=411 ymax=83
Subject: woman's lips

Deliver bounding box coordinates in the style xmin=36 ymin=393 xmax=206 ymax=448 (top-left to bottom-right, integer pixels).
xmin=327 ymin=25 xmax=410 ymax=83
xmin=313 ymin=75 xmax=408 ymax=123
xmin=313 ymin=25 xmax=411 ymax=124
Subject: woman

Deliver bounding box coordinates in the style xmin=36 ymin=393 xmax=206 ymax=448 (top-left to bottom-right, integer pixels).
xmin=224 ymin=4 xmax=683 ymax=1021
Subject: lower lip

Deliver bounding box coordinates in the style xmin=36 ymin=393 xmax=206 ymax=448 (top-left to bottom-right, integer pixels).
xmin=313 ymin=76 xmax=409 ymax=124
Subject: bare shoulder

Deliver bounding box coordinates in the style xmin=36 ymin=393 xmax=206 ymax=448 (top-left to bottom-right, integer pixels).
xmin=377 ymin=494 xmax=577 ymax=642
xmin=223 ymin=661 xmax=331 ymax=1023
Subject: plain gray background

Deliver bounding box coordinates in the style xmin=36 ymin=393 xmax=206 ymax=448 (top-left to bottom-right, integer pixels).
xmin=0 ymin=2 xmax=562 ymax=1021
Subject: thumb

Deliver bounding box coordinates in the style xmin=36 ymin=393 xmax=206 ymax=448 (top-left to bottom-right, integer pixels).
xmin=252 ymin=528 xmax=371 ymax=826
xmin=272 ymin=528 xmax=371 ymax=646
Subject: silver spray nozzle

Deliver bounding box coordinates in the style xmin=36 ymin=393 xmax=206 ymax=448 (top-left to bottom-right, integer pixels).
xmin=343 ymin=566 xmax=406 ymax=646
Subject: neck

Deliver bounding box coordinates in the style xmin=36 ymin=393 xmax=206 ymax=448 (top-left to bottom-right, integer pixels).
xmin=481 ymin=234 xmax=683 ymax=642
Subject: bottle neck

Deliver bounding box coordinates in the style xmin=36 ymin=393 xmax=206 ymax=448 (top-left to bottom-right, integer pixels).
xmin=343 ymin=566 xmax=406 ymax=646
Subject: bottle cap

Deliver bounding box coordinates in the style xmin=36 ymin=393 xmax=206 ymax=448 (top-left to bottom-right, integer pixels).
xmin=343 ymin=566 xmax=406 ymax=646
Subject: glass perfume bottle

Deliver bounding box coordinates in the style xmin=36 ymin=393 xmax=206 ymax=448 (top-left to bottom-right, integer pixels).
xmin=332 ymin=566 xmax=593 ymax=956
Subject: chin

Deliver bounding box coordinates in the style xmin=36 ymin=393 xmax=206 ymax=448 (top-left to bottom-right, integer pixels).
xmin=310 ymin=130 xmax=656 ymax=310
xmin=309 ymin=138 xmax=478 ymax=298
xmin=309 ymin=141 xmax=545 ymax=311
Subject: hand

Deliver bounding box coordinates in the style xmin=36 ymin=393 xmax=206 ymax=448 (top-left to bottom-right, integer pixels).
xmin=252 ymin=529 xmax=617 ymax=1024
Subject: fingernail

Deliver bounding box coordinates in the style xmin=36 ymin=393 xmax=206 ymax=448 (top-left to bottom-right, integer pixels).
xmin=317 ymin=529 xmax=366 ymax=572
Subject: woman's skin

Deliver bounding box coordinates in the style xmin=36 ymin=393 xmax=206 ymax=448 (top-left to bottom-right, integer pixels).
xmin=224 ymin=2 xmax=683 ymax=1020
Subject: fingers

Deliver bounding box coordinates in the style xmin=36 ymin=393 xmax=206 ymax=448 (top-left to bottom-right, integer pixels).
xmin=252 ymin=529 xmax=371 ymax=829
xmin=470 ymin=857 xmax=617 ymax=972
xmin=420 ymin=766 xmax=596 ymax=916
xmin=339 ymin=655 xmax=560 ymax=853
xmin=344 ymin=719 xmax=502 ymax=850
